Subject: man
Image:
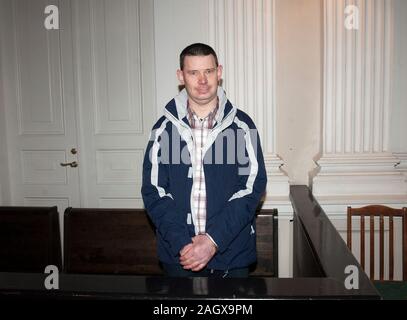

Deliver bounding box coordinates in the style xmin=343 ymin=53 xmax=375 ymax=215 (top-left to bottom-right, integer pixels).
xmin=142 ymin=43 xmax=267 ymax=278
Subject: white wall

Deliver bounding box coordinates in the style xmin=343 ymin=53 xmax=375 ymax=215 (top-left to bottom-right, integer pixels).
xmin=154 ymin=0 xmax=209 ymax=118
xmin=275 ymin=0 xmax=322 ymax=186
xmin=391 ymin=0 xmax=407 ymax=153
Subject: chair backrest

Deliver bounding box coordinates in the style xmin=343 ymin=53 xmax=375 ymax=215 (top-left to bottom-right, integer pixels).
xmin=347 ymin=205 xmax=407 ymax=281
xmin=64 ymin=208 xmax=161 ymax=275
xmin=0 ymin=206 xmax=62 ymax=272
xmin=64 ymin=207 xmax=279 ymax=276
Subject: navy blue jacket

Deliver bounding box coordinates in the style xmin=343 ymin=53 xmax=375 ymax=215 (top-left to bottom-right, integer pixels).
xmin=141 ymin=87 xmax=267 ymax=270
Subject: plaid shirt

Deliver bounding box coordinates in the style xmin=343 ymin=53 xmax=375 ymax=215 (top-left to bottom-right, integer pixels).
xmin=187 ymin=100 xmax=219 ymax=235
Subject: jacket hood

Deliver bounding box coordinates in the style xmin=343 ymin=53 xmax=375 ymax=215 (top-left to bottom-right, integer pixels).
xmin=164 ymin=86 xmax=235 ymax=127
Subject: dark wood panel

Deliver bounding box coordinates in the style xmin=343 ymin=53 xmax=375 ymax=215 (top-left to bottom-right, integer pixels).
xmin=64 ymin=208 xmax=161 ymax=275
xmin=293 ymin=213 xmax=324 ymax=277
xmin=0 ymin=206 xmax=61 ymax=272
xmin=64 ymin=208 xmax=278 ymax=276
xmin=251 ymin=209 xmax=278 ymax=276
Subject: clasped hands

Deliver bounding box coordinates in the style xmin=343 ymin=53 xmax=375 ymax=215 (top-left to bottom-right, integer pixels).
xmin=179 ymin=234 xmax=217 ymax=271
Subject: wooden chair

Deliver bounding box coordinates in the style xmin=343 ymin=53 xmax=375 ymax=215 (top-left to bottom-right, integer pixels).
xmin=347 ymin=205 xmax=407 ymax=281
xmin=0 ymin=206 xmax=62 ymax=272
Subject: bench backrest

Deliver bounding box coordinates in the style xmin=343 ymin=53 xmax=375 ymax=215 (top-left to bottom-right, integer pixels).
xmin=64 ymin=207 xmax=278 ymax=276
xmin=64 ymin=208 xmax=160 ymax=274
xmin=0 ymin=206 xmax=62 ymax=272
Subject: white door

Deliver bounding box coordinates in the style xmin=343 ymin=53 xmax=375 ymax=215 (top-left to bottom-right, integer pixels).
xmin=2 ymin=0 xmax=156 ymax=213
xmin=2 ymin=0 xmax=80 ymax=229
xmin=72 ymin=0 xmax=156 ymax=208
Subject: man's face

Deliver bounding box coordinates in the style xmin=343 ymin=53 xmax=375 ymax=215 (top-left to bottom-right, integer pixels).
xmin=177 ymin=55 xmax=223 ymax=107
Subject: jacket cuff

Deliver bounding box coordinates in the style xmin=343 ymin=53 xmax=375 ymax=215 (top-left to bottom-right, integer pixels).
xmin=204 ymin=233 xmax=218 ymax=250
xmin=170 ymin=236 xmax=191 ymax=257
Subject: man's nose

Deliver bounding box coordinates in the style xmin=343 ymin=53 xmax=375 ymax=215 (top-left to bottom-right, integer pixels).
xmin=198 ymin=72 xmax=208 ymax=84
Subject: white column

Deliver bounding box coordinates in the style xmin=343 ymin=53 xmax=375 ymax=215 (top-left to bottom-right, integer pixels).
xmin=313 ymin=0 xmax=407 ymax=200
xmin=208 ymin=0 xmax=290 ymax=205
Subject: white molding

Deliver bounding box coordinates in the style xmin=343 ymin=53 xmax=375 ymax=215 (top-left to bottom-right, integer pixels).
xmin=20 ymin=150 xmax=68 ymax=185
xmin=394 ymin=152 xmax=407 ymax=181
xmin=261 ymin=153 xmax=293 ymax=277
xmin=95 ymin=149 xmax=144 ymax=184
xmin=263 ymin=153 xmax=290 ymax=201
xmin=277 ymin=218 xmax=293 ymax=278
xmin=89 ymin=0 xmax=143 ymax=135
xmin=13 ymin=0 xmax=65 ymax=136
xmin=313 ymin=156 xmax=407 ymax=197
xmin=394 ymin=152 xmax=407 ymax=170
xmin=98 ymin=197 xmax=144 ymax=208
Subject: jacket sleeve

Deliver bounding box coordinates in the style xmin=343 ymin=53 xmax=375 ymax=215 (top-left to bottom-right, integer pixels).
xmin=141 ymin=120 xmax=191 ymax=257
xmin=205 ymin=117 xmax=267 ymax=253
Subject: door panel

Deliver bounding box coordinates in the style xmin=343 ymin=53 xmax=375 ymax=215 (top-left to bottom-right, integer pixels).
xmin=1 ymin=0 xmax=80 ymax=253
xmin=73 ymin=0 xmax=155 ymax=208
xmin=4 ymin=0 xmax=80 ymax=214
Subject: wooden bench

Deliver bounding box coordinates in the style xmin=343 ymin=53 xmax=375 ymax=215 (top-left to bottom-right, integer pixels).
xmin=64 ymin=207 xmax=278 ymax=276
xmin=64 ymin=208 xmax=160 ymax=275
xmin=0 ymin=206 xmax=62 ymax=272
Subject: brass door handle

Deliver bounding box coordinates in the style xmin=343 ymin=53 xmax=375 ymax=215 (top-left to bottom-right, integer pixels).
xmin=60 ymin=161 xmax=78 ymax=168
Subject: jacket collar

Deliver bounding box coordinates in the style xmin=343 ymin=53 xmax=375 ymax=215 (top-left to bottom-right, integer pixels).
xmin=165 ymin=86 xmax=233 ymax=127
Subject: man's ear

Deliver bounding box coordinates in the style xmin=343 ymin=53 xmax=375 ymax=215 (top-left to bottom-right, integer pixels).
xmin=217 ymin=65 xmax=223 ymax=81
xmin=176 ymin=69 xmax=185 ymax=85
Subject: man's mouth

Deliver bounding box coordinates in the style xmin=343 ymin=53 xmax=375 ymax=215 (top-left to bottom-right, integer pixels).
xmin=196 ymin=86 xmax=209 ymax=94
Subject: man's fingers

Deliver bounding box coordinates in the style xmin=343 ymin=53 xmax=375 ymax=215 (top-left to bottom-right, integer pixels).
xmin=183 ymin=260 xmax=202 ymax=270
xmin=180 ymin=250 xmax=199 ymax=266
xmin=180 ymin=257 xmax=195 ymax=266
xmin=180 ymin=249 xmax=195 ymax=262
xmin=180 ymin=237 xmax=216 ymax=270
xmin=180 ymin=243 xmax=193 ymax=256
xmin=191 ymin=263 xmax=206 ymax=272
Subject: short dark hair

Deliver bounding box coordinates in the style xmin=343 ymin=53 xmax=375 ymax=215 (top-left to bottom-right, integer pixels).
xmin=179 ymin=43 xmax=219 ymax=70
